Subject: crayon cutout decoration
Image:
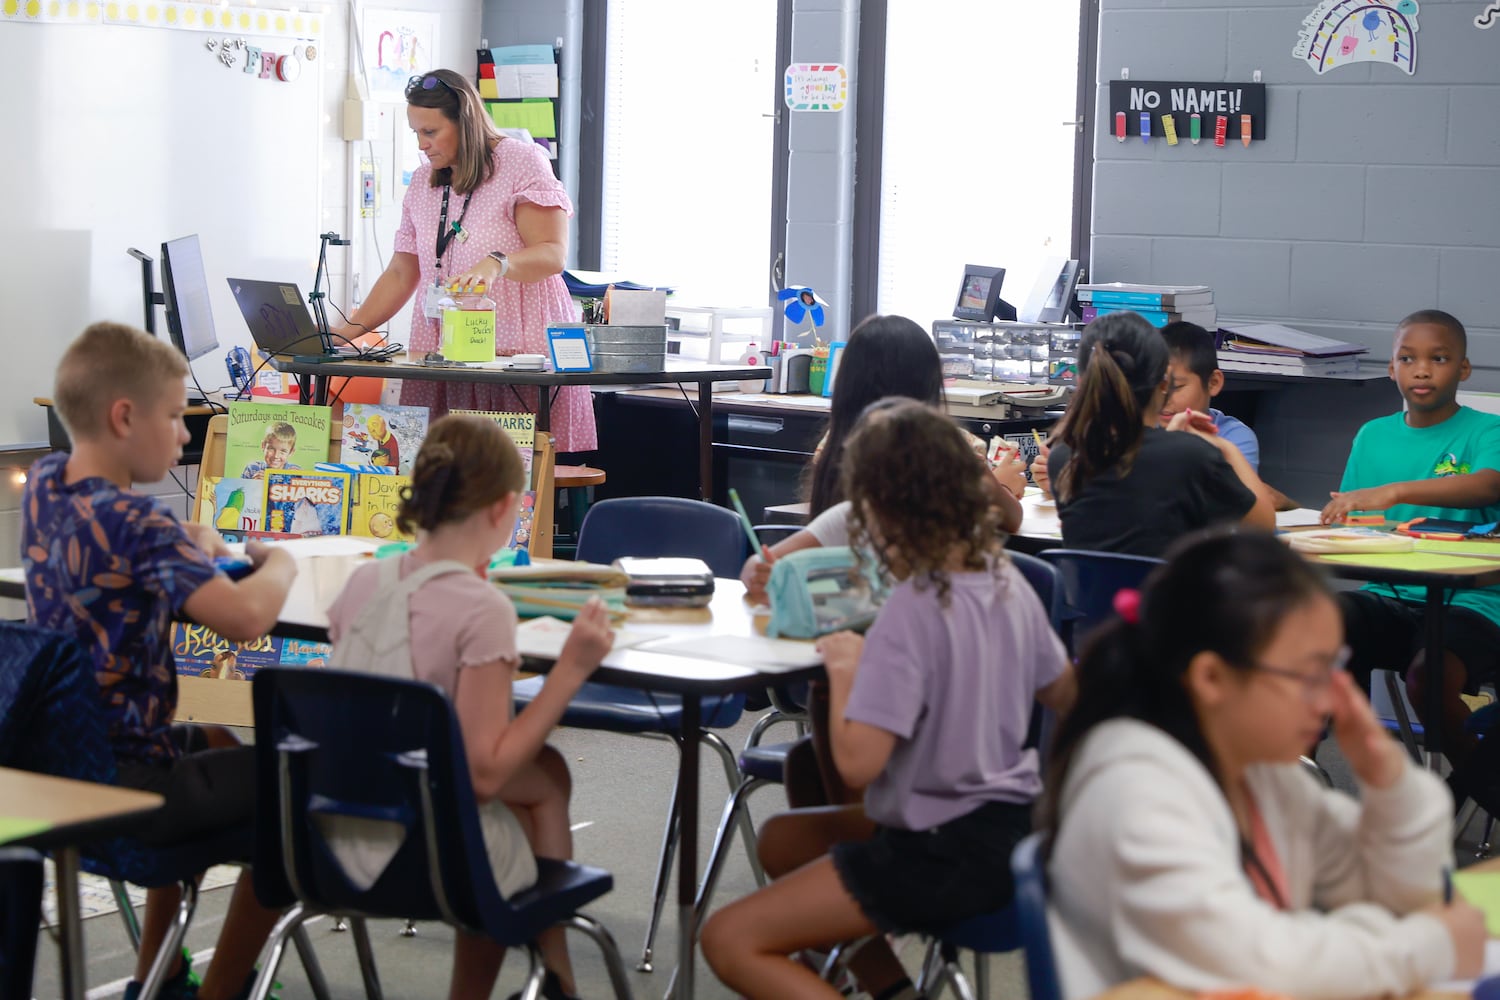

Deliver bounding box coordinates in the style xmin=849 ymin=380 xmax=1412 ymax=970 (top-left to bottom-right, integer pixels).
xmin=1294 ymin=0 xmax=1419 ymax=75
xmin=779 ymin=287 xmax=827 ymax=328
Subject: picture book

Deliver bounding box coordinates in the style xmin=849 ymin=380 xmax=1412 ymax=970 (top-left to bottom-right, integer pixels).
xmin=340 ymin=403 xmax=429 ymax=476
xmin=451 ymin=410 xmax=535 ymax=477
xmin=506 ymin=490 xmax=537 ymax=554
xmin=225 ymin=402 xmax=333 ymax=480
xmin=218 ymin=528 xmax=304 ymax=545
xmin=208 ymin=477 xmax=267 ymax=533
xmin=351 ymin=472 xmax=412 ymax=541
xmin=171 ymin=622 xmax=284 ymax=680
xmin=263 ymin=470 xmax=351 ymax=537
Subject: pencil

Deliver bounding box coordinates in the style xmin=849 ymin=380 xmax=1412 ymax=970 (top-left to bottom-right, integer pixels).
xmin=1031 ymin=428 xmax=1045 ymax=450
xmin=727 ymin=488 xmax=764 ymax=558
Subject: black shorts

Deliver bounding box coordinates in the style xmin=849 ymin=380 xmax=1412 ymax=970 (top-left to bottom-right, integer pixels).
xmin=830 ymin=800 xmax=1031 ymax=936
xmin=114 ymin=725 xmax=256 ymax=847
xmin=1340 ymin=590 xmax=1500 ymax=693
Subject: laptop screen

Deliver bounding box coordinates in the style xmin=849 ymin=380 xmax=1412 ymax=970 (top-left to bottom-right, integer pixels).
xmin=227 ymin=278 xmax=324 ymax=357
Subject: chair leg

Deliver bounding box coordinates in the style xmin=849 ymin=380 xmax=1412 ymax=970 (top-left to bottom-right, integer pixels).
xmin=637 ymin=774 xmax=681 ymax=972
xmin=1481 ymin=814 xmax=1496 ymax=859
xmin=247 ymin=904 xmax=309 ymax=1000
xmin=519 ymin=943 xmax=549 ymax=1000
xmin=110 ymin=879 xmax=142 ymax=951
xmin=563 ymin=913 xmax=635 ymax=1000
xmin=137 ymin=879 xmax=198 ymax=1000
xmin=744 ymin=709 xmax=786 ymax=751
xmin=399 ymin=918 xmax=417 ymax=936
xmin=693 ymin=777 xmax=769 ymax=930
xmin=331 ymin=916 xmax=348 ymax=932
xmin=351 ymin=917 xmax=385 ymax=1000
xmin=290 ymin=921 xmax=333 ymax=1000
xmin=701 ymin=729 xmax=764 ymax=885
xmin=974 ymin=952 xmax=990 ymax=998
xmin=915 ymin=939 xmax=943 ymax=994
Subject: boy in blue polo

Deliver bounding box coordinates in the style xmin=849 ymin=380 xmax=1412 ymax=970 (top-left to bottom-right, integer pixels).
xmin=24 ymin=322 xmax=297 ymax=1000
xmin=1158 ymin=321 xmax=1260 ymax=468
xmin=1322 ymin=310 xmax=1500 ymax=808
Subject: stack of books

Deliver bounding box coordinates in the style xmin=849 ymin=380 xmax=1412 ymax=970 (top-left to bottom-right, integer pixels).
xmin=1217 ymin=323 xmax=1367 ymax=376
xmin=1076 ymin=283 xmax=1216 ymax=329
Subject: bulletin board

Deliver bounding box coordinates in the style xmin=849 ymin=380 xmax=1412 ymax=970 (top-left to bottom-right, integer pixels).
xmin=0 ymin=13 xmax=324 ymax=447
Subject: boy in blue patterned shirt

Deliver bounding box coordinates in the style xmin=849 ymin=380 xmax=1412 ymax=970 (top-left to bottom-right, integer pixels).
xmin=24 ymin=322 xmax=297 ymax=1000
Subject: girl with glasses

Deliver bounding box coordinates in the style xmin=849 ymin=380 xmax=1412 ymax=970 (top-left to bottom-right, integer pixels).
xmin=333 ymin=68 xmax=597 ymax=453
xmin=1040 ymin=530 xmax=1484 ymax=999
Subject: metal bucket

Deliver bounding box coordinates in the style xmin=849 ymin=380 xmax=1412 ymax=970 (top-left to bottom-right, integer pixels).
xmin=585 ymin=324 xmax=668 ymax=373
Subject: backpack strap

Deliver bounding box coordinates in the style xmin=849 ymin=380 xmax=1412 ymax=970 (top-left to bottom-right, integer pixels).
xmin=334 ymin=557 xmax=479 ymax=680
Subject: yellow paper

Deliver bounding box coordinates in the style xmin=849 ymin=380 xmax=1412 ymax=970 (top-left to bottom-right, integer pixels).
xmin=478 ymin=78 xmax=499 ymax=99
xmin=0 ymin=816 xmax=51 ymax=844
xmin=1454 ymin=871 xmax=1500 ymax=935
xmin=488 ymin=99 xmax=556 ymax=139
xmin=440 ymin=307 xmax=497 ymax=362
xmin=1320 ymin=552 xmax=1497 ymax=572
xmin=1413 ymin=538 xmax=1500 ymax=559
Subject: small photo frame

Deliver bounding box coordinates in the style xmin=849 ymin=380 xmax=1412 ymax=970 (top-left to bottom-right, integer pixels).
xmin=953 ymin=265 xmax=1007 ymax=323
xmin=822 ymin=340 xmax=848 ymax=398
xmin=547 ymin=325 xmax=592 ymax=373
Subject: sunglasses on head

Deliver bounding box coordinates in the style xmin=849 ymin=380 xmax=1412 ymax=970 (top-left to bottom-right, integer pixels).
xmin=406 ymin=73 xmax=459 ymax=99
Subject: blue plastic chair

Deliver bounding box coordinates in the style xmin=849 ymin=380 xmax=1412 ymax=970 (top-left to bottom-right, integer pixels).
xmin=0 ymin=847 xmax=43 ymax=1000
xmin=248 ymin=666 xmax=633 ymax=1000
xmin=0 ymin=622 xmax=330 ymax=1000
xmin=513 ymin=495 xmax=754 ymax=971
xmin=1037 ymin=549 xmax=1164 ymax=654
xmin=1011 ymin=833 xmax=1061 ymax=1000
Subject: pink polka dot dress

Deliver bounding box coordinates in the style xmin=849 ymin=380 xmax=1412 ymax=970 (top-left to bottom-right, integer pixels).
xmin=393 ymin=138 xmax=597 ymax=452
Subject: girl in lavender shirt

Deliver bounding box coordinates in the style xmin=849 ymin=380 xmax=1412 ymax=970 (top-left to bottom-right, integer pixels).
xmin=703 ymin=399 xmax=1076 ymax=1000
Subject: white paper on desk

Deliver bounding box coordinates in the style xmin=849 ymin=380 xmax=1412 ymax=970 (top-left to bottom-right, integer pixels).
xmin=1276 ymin=508 xmax=1325 ymax=528
xmin=261 ymin=536 xmax=384 ymax=558
xmin=516 ymin=616 xmax=658 ymax=659
xmin=1432 ymin=938 xmax=1500 ymax=992
xmin=638 ymin=634 xmax=821 ymax=673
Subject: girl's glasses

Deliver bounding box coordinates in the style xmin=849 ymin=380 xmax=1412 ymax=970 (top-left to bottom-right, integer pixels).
xmin=406 ymin=73 xmax=458 ymax=99
xmin=1247 ymin=645 xmax=1351 ymax=705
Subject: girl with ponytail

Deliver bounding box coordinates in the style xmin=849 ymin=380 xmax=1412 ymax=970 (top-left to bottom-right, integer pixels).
xmin=326 ymin=415 xmax=613 ymax=1000
xmin=1040 ymin=311 xmax=1275 ymax=555
xmin=1041 ymin=530 xmax=1482 ymax=1000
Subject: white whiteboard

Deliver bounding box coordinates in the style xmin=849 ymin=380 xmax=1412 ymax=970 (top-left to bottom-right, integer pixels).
xmin=0 ymin=16 xmax=322 ymax=446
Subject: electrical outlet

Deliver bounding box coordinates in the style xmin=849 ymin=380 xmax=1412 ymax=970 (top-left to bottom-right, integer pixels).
xmin=360 ymin=158 xmax=377 ymax=218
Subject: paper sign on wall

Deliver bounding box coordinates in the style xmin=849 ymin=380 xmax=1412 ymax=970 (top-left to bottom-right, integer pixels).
xmin=1294 ymin=0 xmax=1419 ymax=75
xmin=785 ymin=64 xmax=847 ymax=112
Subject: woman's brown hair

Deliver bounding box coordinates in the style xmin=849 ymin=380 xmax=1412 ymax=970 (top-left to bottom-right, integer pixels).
xmin=405 ymin=68 xmax=501 ymax=194
xmin=842 ymin=398 xmax=1004 ymax=605
xmin=397 ymin=415 xmax=526 ymax=535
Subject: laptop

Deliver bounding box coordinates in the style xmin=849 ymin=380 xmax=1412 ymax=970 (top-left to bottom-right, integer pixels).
xmin=227 ymin=278 xmax=349 ymax=359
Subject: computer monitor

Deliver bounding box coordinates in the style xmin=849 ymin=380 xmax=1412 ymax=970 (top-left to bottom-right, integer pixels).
xmin=160 ymin=234 xmax=220 ymax=361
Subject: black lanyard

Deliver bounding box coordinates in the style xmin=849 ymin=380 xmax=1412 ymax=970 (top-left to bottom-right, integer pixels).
xmin=435 ymin=185 xmax=473 ymax=268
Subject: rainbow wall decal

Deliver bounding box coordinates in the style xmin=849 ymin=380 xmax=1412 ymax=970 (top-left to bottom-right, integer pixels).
xmin=1294 ymin=0 xmax=1419 ymax=75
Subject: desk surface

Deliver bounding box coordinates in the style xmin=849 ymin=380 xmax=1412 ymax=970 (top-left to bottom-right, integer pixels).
xmin=0 ymin=766 xmax=162 ymax=848
xmin=272 ymin=357 xmax=770 ymax=388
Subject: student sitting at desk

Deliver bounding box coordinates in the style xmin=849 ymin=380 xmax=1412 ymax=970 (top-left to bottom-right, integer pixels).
xmin=1041 ymin=312 xmax=1275 ymax=557
xmin=1159 ymin=321 xmax=1259 ymax=469
xmin=740 ymin=314 xmax=1026 ymax=600
xmin=1320 ymin=310 xmax=1500 ymax=811
xmin=1042 ymin=531 xmax=1481 ymax=1000
xmin=23 ymin=322 xmax=299 ymax=1000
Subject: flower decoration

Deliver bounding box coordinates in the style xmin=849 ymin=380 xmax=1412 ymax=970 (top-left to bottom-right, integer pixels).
xmin=778 ymin=286 xmax=827 ymax=328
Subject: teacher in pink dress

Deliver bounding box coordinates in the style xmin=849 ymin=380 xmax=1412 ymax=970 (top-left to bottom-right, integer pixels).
xmin=333 ymin=68 xmax=596 ymax=452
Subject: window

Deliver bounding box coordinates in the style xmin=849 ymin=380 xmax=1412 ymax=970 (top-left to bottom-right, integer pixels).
xmin=602 ymin=0 xmax=779 ymax=307
xmin=875 ymin=2 xmax=1083 ymax=324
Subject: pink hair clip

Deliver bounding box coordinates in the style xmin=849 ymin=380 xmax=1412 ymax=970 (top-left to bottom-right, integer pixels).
xmin=1113 ymin=588 xmax=1142 ymax=625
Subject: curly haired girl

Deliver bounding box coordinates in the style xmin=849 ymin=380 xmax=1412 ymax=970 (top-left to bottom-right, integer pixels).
xmin=702 ymin=398 xmax=1075 ymax=1000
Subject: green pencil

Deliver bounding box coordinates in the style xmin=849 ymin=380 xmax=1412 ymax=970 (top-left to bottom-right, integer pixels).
xmin=727 ymin=488 xmax=764 ymax=558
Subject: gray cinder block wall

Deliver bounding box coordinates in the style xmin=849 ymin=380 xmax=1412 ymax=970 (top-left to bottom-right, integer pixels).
xmin=1091 ymin=0 xmax=1500 ymax=503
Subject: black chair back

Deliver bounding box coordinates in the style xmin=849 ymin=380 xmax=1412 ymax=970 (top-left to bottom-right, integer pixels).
xmin=577 ymin=497 xmax=750 ymax=579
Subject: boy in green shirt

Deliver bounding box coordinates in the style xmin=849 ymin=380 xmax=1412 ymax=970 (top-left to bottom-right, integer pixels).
xmin=1324 ymin=310 xmax=1500 ymax=805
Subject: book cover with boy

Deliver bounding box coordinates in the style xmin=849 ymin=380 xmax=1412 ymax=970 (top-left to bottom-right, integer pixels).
xmin=208 ymin=477 xmax=267 ymax=533
xmin=225 ymin=402 xmax=333 ymax=480
xmin=262 ymin=469 xmax=351 ymax=537
xmin=171 ymin=622 xmax=284 ymax=680
xmin=351 ymin=472 xmax=412 ymax=541
xmin=451 ymin=409 xmax=535 ymax=477
xmin=340 ymin=403 xmax=429 ymax=476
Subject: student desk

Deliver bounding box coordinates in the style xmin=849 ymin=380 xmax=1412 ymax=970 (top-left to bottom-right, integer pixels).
xmin=272 ymin=357 xmax=769 ymax=501
xmin=0 ymin=767 xmax=163 ymax=1000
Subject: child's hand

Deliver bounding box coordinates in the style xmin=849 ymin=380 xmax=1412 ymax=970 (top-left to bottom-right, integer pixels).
xmin=558 ymin=596 xmax=614 ymax=677
xmin=1423 ymin=897 xmax=1487 ymax=979
xmin=183 ymin=522 xmax=231 ymax=559
xmin=1320 ymin=487 xmax=1393 ymax=525
xmin=243 ymin=540 xmax=294 ymax=573
xmin=1028 ymin=443 xmax=1053 ymax=500
xmin=989 ymin=440 xmax=1027 ymax=500
xmin=1327 ymin=670 xmax=1404 ymax=789
xmin=816 ymin=631 xmax=864 ymax=683
xmin=741 ymin=549 xmax=776 ymax=604
xmin=1165 ymin=408 xmax=1218 ymax=437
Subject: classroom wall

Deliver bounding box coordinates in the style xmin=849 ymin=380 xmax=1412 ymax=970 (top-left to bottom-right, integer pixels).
xmin=1091 ymin=0 xmax=1500 ymax=380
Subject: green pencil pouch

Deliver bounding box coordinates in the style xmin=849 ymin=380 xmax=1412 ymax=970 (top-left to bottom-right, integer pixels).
xmin=766 ymin=546 xmax=883 ymax=639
